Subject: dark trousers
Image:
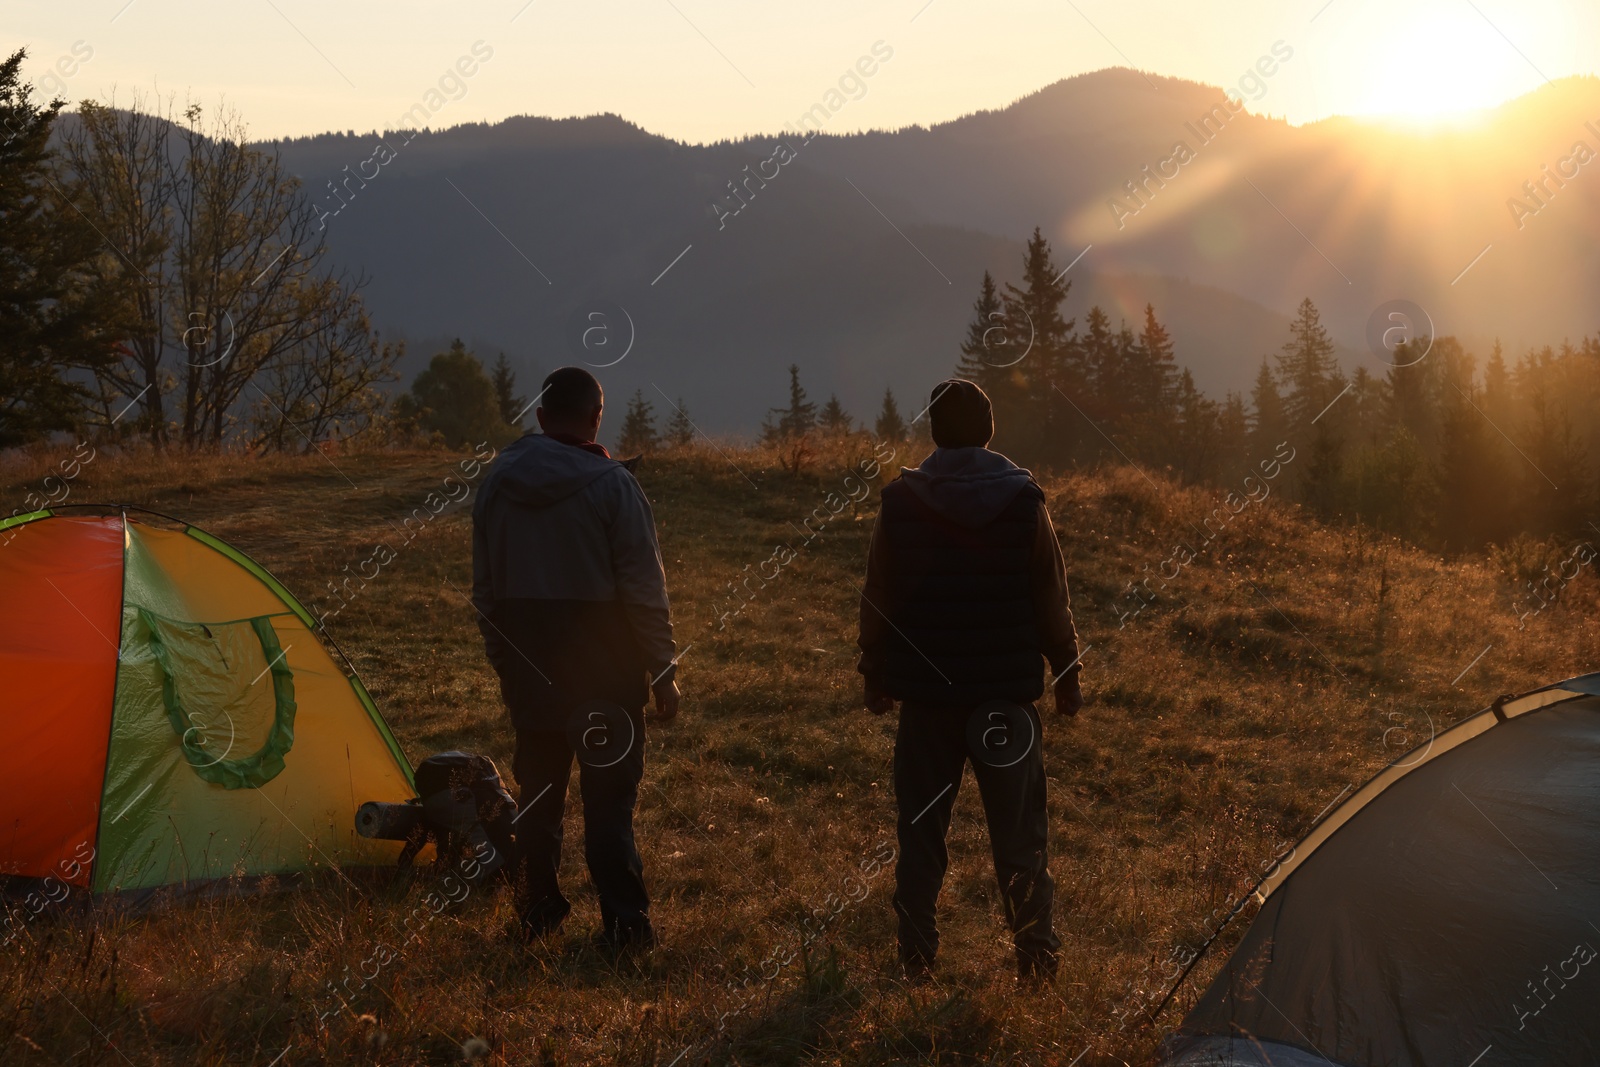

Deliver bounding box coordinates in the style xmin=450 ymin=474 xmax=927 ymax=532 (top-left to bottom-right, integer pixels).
xmin=511 ymin=724 xmax=651 ymax=941
xmin=892 ymin=701 xmax=1060 ymax=970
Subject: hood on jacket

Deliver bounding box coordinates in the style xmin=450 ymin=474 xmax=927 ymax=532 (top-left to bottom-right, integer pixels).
xmin=899 ymin=446 xmax=1040 ymax=529
xmin=480 ymin=432 xmax=622 ymax=512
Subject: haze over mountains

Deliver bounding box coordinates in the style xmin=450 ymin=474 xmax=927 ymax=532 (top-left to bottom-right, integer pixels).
xmin=272 ymin=68 xmax=1600 ymax=435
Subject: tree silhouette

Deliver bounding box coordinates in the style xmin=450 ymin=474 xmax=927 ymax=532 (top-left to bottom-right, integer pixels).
xmin=820 ymin=393 xmax=851 ymax=435
xmin=956 ymin=271 xmax=1009 ymax=390
xmin=491 ymin=353 xmax=527 ymax=431
xmin=762 ymin=364 xmax=817 ymax=441
xmin=0 ymin=49 xmax=123 ymax=445
xmin=1002 ymin=228 xmax=1076 ymax=382
xmin=665 ymin=397 xmax=694 ymax=447
xmin=1004 ymin=228 xmax=1077 ymax=464
xmin=1134 ymin=302 xmax=1179 ymax=416
xmin=1275 ymin=297 xmax=1344 ymax=429
xmin=1249 ymin=358 xmax=1287 ymax=456
xmin=875 ymin=387 xmax=907 ymax=443
xmin=618 ymin=389 xmax=659 ymax=455
xmin=395 ymin=339 xmax=514 ymax=448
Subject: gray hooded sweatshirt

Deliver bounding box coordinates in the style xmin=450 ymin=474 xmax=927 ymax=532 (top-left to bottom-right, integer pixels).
xmin=472 ymin=433 xmax=676 ymax=687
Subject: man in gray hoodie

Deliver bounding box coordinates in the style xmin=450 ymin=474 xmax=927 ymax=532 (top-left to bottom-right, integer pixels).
xmin=858 ymin=378 xmax=1083 ymax=983
xmin=472 ymin=366 xmax=679 ymax=950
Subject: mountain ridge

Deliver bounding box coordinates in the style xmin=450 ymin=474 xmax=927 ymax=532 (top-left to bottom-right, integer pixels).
xmin=262 ymin=67 xmax=1600 ymax=435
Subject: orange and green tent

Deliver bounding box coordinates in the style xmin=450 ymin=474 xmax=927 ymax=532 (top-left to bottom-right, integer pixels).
xmin=0 ymin=507 xmax=415 ymax=896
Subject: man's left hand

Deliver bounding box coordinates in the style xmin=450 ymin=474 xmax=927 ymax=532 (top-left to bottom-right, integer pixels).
xmin=651 ymin=679 xmax=681 ymax=722
xmin=864 ymin=682 xmax=895 ymax=715
xmin=1053 ymin=673 xmax=1085 ymax=717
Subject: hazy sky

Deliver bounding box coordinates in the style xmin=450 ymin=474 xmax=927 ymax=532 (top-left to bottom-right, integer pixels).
xmin=9 ymin=0 xmax=1599 ymax=142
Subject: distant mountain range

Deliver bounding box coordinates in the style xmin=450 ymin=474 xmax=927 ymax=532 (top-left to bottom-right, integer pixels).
xmin=270 ymin=68 xmax=1600 ymax=438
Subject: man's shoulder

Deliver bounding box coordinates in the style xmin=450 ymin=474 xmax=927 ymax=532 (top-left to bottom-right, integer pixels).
xmin=876 ymin=475 xmax=916 ymax=515
xmin=475 ymin=435 xmax=633 ymax=520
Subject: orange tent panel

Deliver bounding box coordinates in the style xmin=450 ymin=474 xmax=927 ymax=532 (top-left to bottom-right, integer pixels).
xmin=0 ymin=516 xmax=124 ymax=886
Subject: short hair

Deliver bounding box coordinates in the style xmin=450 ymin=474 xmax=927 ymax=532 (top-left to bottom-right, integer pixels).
xmin=928 ymin=378 xmax=993 ymax=448
xmin=540 ymin=367 xmax=603 ymax=420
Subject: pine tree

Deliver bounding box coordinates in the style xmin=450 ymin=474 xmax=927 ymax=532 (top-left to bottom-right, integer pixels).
xmin=1349 ymin=426 xmax=1430 ymax=539
xmin=820 ymin=393 xmax=851 ymax=435
xmin=1386 ymin=355 xmax=1439 ymax=462
xmin=1301 ymin=421 xmax=1346 ymax=519
xmin=1482 ymin=340 xmax=1510 ymax=426
xmin=1135 ymin=303 xmax=1179 ymax=416
xmin=1522 ymin=387 xmax=1590 ymax=537
xmin=490 ymin=353 xmax=527 ymax=431
xmin=1003 ymin=228 xmax=1078 ymax=466
xmin=762 ymin=364 xmax=817 ymax=441
xmin=1275 ymin=297 xmax=1344 ymax=429
xmin=1070 ymin=306 xmax=1117 ymax=459
xmin=1169 ymin=368 xmax=1220 ymax=484
xmin=1002 ymin=228 xmax=1076 ymax=380
xmin=1345 ymin=366 xmax=1389 ymax=452
xmin=1277 ymin=311 xmax=1350 ymax=510
xmin=1112 ymin=322 xmax=1143 ymax=426
xmin=1078 ymin=306 xmax=1115 ymax=381
xmin=956 ymin=271 xmax=1011 ymax=385
xmin=618 ymin=389 xmax=659 ymax=455
xmin=1434 ymin=381 xmax=1510 ymax=550
xmin=1094 ymin=315 xmax=1145 ymax=428
xmin=1250 ymin=357 xmax=1288 ymax=456
xmin=665 ymin=397 xmax=694 ymax=447
xmin=1217 ymin=392 xmax=1250 ymax=471
xmin=875 ymin=387 xmax=907 ymax=443
xmin=0 ymin=49 xmax=121 ymax=446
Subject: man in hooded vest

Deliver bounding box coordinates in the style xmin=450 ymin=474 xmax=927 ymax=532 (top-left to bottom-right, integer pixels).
xmin=858 ymin=378 xmax=1084 ymax=983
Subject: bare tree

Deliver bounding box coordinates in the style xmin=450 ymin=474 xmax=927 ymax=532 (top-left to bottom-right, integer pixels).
xmin=251 ymin=284 xmax=399 ymax=451
xmin=57 ymin=100 xmax=176 ymax=443
xmin=59 ymin=95 xmax=384 ymax=449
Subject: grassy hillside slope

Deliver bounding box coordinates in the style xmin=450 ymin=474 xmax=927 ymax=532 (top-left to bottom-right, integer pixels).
xmin=2 ymin=441 xmax=1594 ymax=1066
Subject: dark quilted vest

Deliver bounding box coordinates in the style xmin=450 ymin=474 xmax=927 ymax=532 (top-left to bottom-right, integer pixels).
xmin=876 ymin=479 xmax=1046 ymax=706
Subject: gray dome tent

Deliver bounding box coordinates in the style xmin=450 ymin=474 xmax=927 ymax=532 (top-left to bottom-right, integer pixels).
xmin=1160 ymin=673 xmax=1600 ymax=1067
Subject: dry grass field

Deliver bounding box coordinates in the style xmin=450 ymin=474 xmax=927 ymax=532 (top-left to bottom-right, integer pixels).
xmin=2 ymin=436 xmax=1596 ymax=1066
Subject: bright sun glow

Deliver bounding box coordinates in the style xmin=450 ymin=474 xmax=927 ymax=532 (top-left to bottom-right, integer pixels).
xmin=1347 ymin=3 xmax=1543 ymax=121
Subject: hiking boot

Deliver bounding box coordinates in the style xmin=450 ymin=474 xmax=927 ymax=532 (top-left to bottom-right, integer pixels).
xmin=1017 ymin=948 xmax=1059 ymax=986
xmin=594 ymin=921 xmax=657 ymax=956
xmin=516 ymin=897 xmax=571 ymax=945
xmin=516 ymin=915 xmax=565 ymax=945
xmin=900 ymin=952 xmax=936 ymax=985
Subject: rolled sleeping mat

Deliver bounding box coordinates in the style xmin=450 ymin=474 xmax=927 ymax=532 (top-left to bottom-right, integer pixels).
xmin=356 ymin=799 xmax=425 ymax=840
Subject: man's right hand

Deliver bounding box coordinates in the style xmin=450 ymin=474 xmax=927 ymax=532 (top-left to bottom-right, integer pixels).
xmin=1053 ymin=673 xmax=1085 ymax=717
xmin=651 ymin=679 xmax=681 ymax=722
xmin=864 ymin=682 xmax=895 ymax=715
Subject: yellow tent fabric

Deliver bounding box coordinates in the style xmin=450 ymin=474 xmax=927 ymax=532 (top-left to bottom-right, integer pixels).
xmin=93 ymin=519 xmax=415 ymax=892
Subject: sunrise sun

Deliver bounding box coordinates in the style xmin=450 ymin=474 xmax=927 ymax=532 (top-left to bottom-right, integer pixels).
xmin=1344 ymin=2 xmax=1546 ymax=121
